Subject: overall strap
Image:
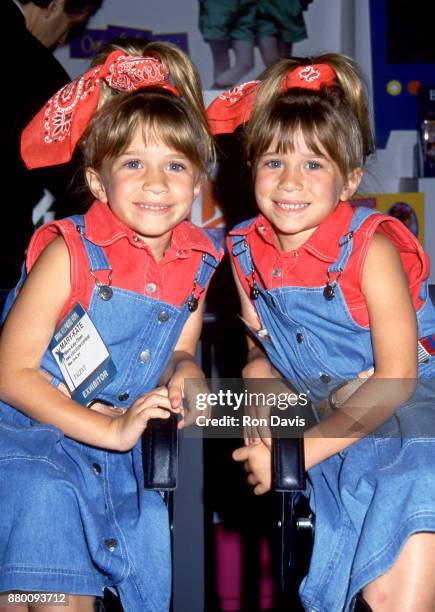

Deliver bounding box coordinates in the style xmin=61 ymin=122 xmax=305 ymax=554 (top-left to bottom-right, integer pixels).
xmin=229 ymin=233 xmax=262 ymax=300
xmin=195 ymin=251 xmax=220 ymax=288
xmin=328 ymin=207 xmax=383 ymax=274
xmin=194 ymin=228 xmax=222 ymax=287
xmin=229 ymin=234 xmax=256 ymax=277
xmin=184 ymin=242 xmax=221 ymax=312
xmin=70 ymin=215 xmax=112 ymax=273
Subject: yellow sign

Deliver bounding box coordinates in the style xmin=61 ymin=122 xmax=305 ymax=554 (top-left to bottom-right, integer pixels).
xmin=351 ymin=192 xmax=425 ymax=245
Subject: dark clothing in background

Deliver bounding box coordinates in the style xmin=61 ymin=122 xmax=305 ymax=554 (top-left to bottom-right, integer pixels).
xmin=3 ymin=0 xmax=72 ymax=289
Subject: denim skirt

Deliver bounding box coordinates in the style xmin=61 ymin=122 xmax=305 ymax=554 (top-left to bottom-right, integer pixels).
xmin=0 ymin=409 xmax=171 ymax=612
xmin=299 ymin=419 xmax=435 ymax=612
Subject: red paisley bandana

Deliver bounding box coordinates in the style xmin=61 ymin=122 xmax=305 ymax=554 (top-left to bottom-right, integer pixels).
xmin=21 ymin=50 xmax=180 ymax=169
xmin=207 ymin=63 xmax=336 ymax=135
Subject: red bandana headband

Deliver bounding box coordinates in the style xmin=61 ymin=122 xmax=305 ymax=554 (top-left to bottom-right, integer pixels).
xmin=21 ymin=50 xmax=180 ymax=169
xmin=206 ymin=63 xmax=336 ymax=135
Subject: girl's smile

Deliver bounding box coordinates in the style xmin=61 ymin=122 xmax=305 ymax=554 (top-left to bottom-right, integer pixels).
xmin=254 ymin=131 xmax=362 ymax=251
xmin=133 ymin=202 xmax=173 ymax=214
xmin=272 ymin=200 xmax=310 ymax=213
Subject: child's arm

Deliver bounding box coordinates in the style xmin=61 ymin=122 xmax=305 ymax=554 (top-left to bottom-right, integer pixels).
xmin=303 ymin=232 xmax=417 ymax=467
xmin=0 ymin=237 xmax=176 ymax=451
xmin=230 ymin=260 xmax=281 ymax=377
xmin=158 ymin=297 xmax=210 ymax=426
xmin=233 ymin=234 xmax=418 ymax=493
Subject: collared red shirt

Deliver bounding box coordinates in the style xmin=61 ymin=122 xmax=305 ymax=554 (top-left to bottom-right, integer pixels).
xmin=229 ymin=201 xmax=427 ymax=327
xmin=27 ymin=200 xmax=223 ymax=322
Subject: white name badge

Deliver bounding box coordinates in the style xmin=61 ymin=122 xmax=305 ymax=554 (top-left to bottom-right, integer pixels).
xmin=49 ymin=303 xmax=116 ymax=405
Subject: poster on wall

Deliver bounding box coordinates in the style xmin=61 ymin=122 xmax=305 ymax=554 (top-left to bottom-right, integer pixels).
xmin=69 ymin=25 xmax=189 ymax=58
xmin=352 ymin=192 xmax=425 ymax=245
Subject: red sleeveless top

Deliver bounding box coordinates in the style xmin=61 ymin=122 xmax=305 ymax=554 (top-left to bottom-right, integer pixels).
xmin=229 ymin=202 xmax=429 ymax=327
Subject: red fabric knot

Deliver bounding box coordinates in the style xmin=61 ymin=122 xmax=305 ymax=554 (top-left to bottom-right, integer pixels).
xmin=280 ymin=63 xmax=336 ymax=92
xmin=206 ymin=63 xmax=336 ymax=135
xmin=21 ymin=50 xmax=180 ymax=170
xmin=104 ymin=54 xmax=177 ymax=93
xmin=206 ymin=80 xmax=260 ymax=135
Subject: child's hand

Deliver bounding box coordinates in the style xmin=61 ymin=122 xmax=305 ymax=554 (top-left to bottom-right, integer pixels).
xmin=233 ymin=440 xmax=272 ymax=495
xmin=167 ymin=361 xmax=208 ymax=428
xmin=110 ymin=386 xmax=174 ymax=451
xmin=242 ymin=353 xmax=293 ymax=447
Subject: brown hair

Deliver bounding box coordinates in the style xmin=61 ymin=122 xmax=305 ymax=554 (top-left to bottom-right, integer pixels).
xmin=80 ymin=41 xmax=213 ymax=177
xmin=246 ymin=53 xmax=374 ymax=179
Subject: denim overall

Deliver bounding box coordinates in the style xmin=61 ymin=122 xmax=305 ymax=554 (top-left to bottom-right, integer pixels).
xmin=0 ymin=216 xmax=220 ymax=612
xmin=231 ymin=206 xmax=435 ymax=611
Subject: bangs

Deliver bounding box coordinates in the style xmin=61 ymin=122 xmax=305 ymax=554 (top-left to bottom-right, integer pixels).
xmin=247 ymin=93 xmax=364 ymax=177
xmin=82 ymin=90 xmax=211 ymax=175
xmin=137 ymin=111 xmax=206 ymax=170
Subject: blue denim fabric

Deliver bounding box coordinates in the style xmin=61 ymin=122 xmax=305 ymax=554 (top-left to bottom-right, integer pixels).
xmin=0 ymin=217 xmax=220 ymax=611
xmin=231 ymin=206 xmax=435 ymax=611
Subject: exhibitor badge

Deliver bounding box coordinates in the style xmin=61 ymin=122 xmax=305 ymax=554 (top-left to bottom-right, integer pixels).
xmin=50 ymin=303 xmax=116 ymax=405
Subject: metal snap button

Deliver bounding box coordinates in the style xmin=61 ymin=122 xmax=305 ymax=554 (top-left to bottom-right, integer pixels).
xmin=118 ymin=392 xmax=129 ymax=402
xmin=250 ymin=285 xmax=260 ymax=300
xmin=140 ymin=350 xmax=151 ymax=363
xmin=323 ymin=284 xmax=335 ymax=300
xmin=296 ymin=332 xmax=304 ymax=344
xmin=158 ymin=310 xmax=169 ymax=322
xmin=146 ymin=282 xmax=157 ymax=294
xmin=272 ymin=267 xmax=282 ymax=278
xmin=187 ymin=296 xmax=199 ymax=312
xmin=92 ymin=463 xmax=102 ymax=475
xmin=104 ymin=538 xmax=118 ymax=552
xmin=99 ymin=285 xmax=113 ymax=301
xmin=320 ymin=373 xmax=331 ymax=383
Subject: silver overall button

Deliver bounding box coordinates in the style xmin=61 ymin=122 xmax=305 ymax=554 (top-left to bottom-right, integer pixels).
xmin=118 ymin=392 xmax=129 ymax=402
xmin=320 ymin=373 xmax=331 ymax=383
xmin=272 ymin=267 xmax=282 ymax=278
xmin=140 ymin=350 xmax=151 ymax=363
xmin=104 ymin=538 xmax=118 ymax=552
xmin=146 ymin=282 xmax=157 ymax=294
xmin=99 ymin=285 xmax=113 ymax=301
xmin=158 ymin=311 xmax=169 ymax=322
xmin=92 ymin=463 xmax=101 ymax=475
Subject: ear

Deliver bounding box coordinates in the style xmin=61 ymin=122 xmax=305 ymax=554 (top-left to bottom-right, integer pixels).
xmin=340 ymin=167 xmax=363 ymax=201
xmin=85 ymin=168 xmax=108 ymax=203
xmin=46 ymin=0 xmax=66 ymax=17
xmin=193 ymin=181 xmax=201 ymax=200
xmin=192 ymin=171 xmax=205 ymax=200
